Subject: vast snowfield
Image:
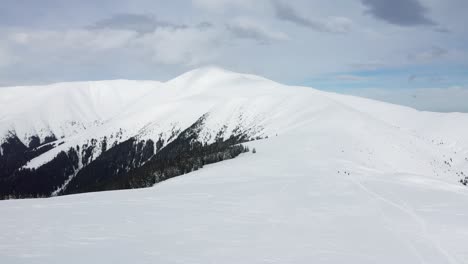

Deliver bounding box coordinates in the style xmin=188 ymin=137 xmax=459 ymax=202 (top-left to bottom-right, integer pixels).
xmin=1 ymin=68 xmax=468 ymax=263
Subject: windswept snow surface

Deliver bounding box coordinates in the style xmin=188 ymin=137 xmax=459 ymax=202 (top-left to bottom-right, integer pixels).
xmin=1 ymin=67 xmax=468 ymax=263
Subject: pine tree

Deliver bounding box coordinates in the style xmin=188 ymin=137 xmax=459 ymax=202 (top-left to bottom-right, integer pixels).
xmin=252 ymin=148 xmax=256 ymax=154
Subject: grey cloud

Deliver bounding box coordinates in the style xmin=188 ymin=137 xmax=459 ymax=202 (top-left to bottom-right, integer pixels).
xmin=88 ymin=13 xmax=187 ymax=33
xmin=434 ymin=27 xmax=451 ymax=33
xmin=271 ymin=1 xmax=318 ymax=28
xmin=196 ymin=21 xmax=215 ymax=30
xmin=361 ymin=0 xmax=436 ymax=26
xmin=226 ymin=24 xmax=267 ymax=43
xmin=271 ymin=0 xmax=352 ymax=33
xmin=408 ymin=46 xmax=447 ymax=61
xmin=226 ymin=19 xmax=287 ymax=44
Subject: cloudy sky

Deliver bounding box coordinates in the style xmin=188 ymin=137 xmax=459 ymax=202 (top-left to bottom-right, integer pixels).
xmin=1 ymin=0 xmax=467 ymax=112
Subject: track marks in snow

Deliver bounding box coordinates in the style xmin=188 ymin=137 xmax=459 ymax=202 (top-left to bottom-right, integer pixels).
xmin=346 ymin=169 xmax=460 ymax=264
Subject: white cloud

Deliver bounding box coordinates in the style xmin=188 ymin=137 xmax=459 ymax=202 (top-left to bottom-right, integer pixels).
xmin=9 ymin=29 xmax=137 ymax=51
xmin=136 ymin=27 xmax=224 ymax=65
xmin=0 ymin=15 xmax=287 ymax=74
xmin=0 ymin=25 xmax=227 ymax=68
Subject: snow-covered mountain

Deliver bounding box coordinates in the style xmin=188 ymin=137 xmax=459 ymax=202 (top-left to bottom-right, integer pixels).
xmin=1 ymin=67 xmax=468 ymax=262
xmin=0 ymin=67 xmax=312 ymax=197
xmin=1 ymin=67 xmax=468 ymax=198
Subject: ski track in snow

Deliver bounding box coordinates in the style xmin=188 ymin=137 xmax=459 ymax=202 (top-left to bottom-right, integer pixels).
xmin=347 ymin=171 xmax=458 ymax=264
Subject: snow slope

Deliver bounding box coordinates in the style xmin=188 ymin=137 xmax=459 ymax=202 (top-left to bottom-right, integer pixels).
xmin=1 ymin=136 xmax=467 ymax=263
xmin=1 ymin=67 xmax=468 ymax=263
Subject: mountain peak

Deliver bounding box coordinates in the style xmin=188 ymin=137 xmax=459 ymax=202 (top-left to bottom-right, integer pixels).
xmin=166 ymin=66 xmax=280 ymax=96
xmin=167 ymin=66 xmax=237 ymax=85
xmin=185 ymin=66 xmax=232 ymax=76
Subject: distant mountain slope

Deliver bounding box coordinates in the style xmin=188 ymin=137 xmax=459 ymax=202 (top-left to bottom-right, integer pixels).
xmin=0 ymin=80 xmax=158 ymax=143
xmin=1 ymin=67 xmax=468 ymax=199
